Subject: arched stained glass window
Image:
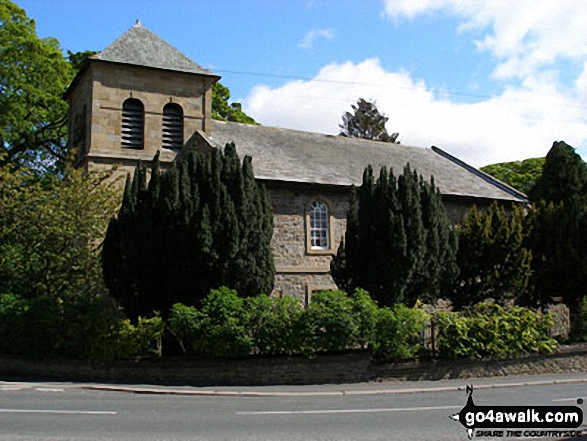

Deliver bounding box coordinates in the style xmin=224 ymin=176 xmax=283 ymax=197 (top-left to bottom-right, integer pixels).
xmin=310 ymin=201 xmax=329 ymax=250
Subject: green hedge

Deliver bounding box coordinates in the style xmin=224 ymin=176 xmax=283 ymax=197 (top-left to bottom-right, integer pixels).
xmin=434 ymin=303 xmax=556 ymax=359
xmin=168 ymin=288 xmax=425 ymax=360
xmin=0 ymin=288 xmax=557 ymax=362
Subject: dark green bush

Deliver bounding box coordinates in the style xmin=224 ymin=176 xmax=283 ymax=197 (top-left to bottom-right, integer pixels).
xmin=572 ymin=296 xmax=587 ymax=342
xmin=0 ymin=294 xmax=63 ymax=358
xmin=0 ymin=293 xmax=163 ymax=360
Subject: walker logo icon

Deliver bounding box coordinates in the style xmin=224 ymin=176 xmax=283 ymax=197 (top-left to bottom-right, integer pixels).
xmin=450 ymin=385 xmax=584 ymax=439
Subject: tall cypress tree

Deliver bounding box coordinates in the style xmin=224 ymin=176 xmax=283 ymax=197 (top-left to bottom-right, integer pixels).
xmin=453 ymin=202 xmax=531 ymax=309
xmin=525 ymin=141 xmax=587 ymax=316
xmin=331 ymin=164 xmax=457 ymax=307
xmin=102 ymin=144 xmax=274 ymax=319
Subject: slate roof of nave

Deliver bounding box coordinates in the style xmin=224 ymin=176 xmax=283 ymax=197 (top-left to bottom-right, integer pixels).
xmin=209 ymin=120 xmax=528 ymax=203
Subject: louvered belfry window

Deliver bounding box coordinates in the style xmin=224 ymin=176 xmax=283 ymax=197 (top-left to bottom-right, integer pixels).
xmin=162 ymin=103 xmax=184 ymax=150
xmin=121 ymin=98 xmax=144 ymax=149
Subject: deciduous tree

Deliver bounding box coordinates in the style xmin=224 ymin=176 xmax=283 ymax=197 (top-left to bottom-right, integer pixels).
xmin=0 ymin=164 xmax=120 ymax=300
xmin=0 ymin=0 xmax=73 ymax=171
xmin=211 ymin=82 xmax=258 ymax=125
xmin=480 ymin=157 xmax=545 ymax=195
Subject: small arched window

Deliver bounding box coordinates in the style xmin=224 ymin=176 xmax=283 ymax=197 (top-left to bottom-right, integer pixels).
xmin=309 ymin=201 xmax=329 ymax=250
xmin=162 ymin=103 xmax=184 ymax=150
xmin=121 ymin=98 xmax=144 ymax=149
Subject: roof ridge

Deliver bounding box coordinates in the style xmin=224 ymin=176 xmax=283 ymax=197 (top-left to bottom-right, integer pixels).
xmin=211 ymin=119 xmax=425 ymax=151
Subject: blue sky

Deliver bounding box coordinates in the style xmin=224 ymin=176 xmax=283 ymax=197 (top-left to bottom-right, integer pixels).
xmin=19 ymin=0 xmax=587 ymax=167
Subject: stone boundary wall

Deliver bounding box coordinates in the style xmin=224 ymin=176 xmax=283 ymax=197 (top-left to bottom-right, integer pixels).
xmin=1 ymin=345 xmax=586 ymax=387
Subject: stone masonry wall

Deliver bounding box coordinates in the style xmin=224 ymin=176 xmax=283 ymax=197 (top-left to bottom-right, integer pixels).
xmin=267 ymin=181 xmax=484 ymax=300
xmin=1 ymin=345 xmax=585 ymax=386
xmin=267 ymin=182 xmax=348 ymax=301
xmin=69 ymin=61 xmax=214 ymax=177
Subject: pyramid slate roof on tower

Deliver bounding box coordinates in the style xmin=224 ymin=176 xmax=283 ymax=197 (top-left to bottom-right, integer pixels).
xmin=96 ymin=21 xmax=218 ymax=77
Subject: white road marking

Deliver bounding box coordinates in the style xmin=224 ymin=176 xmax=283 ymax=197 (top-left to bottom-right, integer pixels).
xmin=552 ymin=397 xmax=583 ymax=402
xmin=35 ymin=388 xmax=64 ymax=393
xmin=0 ymin=409 xmax=117 ymax=415
xmin=237 ymin=405 xmax=461 ymax=415
xmin=0 ymin=387 xmax=23 ymax=391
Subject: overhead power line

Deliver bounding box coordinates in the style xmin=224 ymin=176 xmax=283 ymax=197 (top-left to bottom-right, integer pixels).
xmin=213 ymin=68 xmax=502 ymax=101
xmin=212 ymin=67 xmax=587 ymax=110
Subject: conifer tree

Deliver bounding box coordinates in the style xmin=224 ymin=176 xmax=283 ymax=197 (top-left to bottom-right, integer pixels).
xmin=528 ymin=141 xmax=587 ymax=214
xmin=525 ymin=141 xmax=587 ymax=316
xmin=339 ymin=98 xmax=399 ymax=143
xmin=102 ymin=144 xmax=274 ymax=319
xmin=452 ymin=202 xmax=531 ymax=308
xmin=523 ymin=201 xmax=583 ymax=310
xmin=332 ymin=164 xmax=457 ymax=307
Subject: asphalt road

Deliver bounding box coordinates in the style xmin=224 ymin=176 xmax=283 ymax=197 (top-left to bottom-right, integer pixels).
xmin=0 ymin=373 xmax=585 ymax=441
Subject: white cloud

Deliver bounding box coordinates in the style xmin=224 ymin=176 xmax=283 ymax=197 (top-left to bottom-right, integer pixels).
xmin=244 ymin=58 xmax=587 ymax=167
xmin=298 ymin=28 xmax=334 ymax=49
xmin=382 ymin=0 xmax=587 ymax=82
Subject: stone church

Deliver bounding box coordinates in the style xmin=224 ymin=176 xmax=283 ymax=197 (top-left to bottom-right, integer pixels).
xmin=65 ymin=22 xmax=527 ymax=303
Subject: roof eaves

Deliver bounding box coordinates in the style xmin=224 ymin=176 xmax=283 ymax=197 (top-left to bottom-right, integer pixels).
xmin=431 ymin=146 xmax=529 ymax=203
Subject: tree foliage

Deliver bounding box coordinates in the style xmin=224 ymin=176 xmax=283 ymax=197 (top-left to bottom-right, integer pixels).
xmin=0 ymin=0 xmax=74 ymax=171
xmin=339 ymin=98 xmax=399 ymax=143
xmin=480 ymin=157 xmax=545 ymax=195
xmin=528 ymin=141 xmax=587 ymax=214
xmin=331 ymin=164 xmax=458 ymax=307
xmin=211 ymin=82 xmax=258 ymax=125
xmin=523 ymin=201 xmax=586 ymax=311
xmin=524 ymin=141 xmax=587 ymax=316
xmin=67 ymin=49 xmax=97 ymax=72
xmin=101 ymin=144 xmax=275 ymax=319
xmin=452 ymin=203 xmax=531 ymax=309
xmin=0 ymin=165 xmax=120 ymax=300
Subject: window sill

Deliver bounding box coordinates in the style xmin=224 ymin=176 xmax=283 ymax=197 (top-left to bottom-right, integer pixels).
xmin=307 ymin=248 xmax=335 ymax=256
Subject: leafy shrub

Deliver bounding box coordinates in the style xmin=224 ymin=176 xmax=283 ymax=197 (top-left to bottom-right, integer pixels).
xmin=168 ymin=303 xmax=204 ymax=354
xmin=350 ymin=289 xmax=379 ymax=349
xmin=304 ymin=290 xmax=361 ymax=353
xmin=245 ymin=295 xmax=308 ymax=356
xmin=371 ymin=304 xmax=427 ymax=361
xmin=434 ymin=303 xmax=557 ymax=359
xmin=196 ymin=287 xmax=252 ymax=358
xmin=111 ymin=316 xmax=165 ymax=359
